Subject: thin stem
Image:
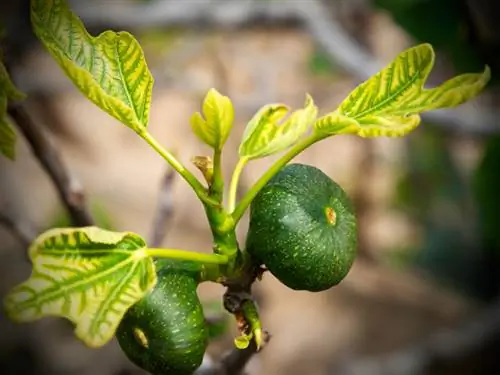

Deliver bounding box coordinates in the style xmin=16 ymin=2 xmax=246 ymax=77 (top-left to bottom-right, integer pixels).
xmin=140 ymin=131 xmax=217 ymax=206
xmin=210 ymin=149 xmax=224 ymax=202
xmin=228 ymin=157 xmax=248 ymax=213
xmin=146 ymin=248 xmax=229 ymax=265
xmin=232 ymin=134 xmax=319 ymax=223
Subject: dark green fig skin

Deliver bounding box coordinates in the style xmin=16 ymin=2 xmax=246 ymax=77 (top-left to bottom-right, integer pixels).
xmin=116 ymin=266 xmax=208 ymax=375
xmin=245 ymin=163 xmax=358 ymax=292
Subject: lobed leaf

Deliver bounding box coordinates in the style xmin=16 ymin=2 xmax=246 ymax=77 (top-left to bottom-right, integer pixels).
xmin=239 ymin=94 xmax=317 ymax=159
xmin=315 ymin=43 xmax=490 ymax=138
xmin=191 ymin=88 xmax=234 ymax=150
xmin=0 ymin=60 xmax=25 ymax=160
xmin=3 ymin=226 xmax=157 ymax=348
xmin=30 ymin=0 xmax=154 ymax=132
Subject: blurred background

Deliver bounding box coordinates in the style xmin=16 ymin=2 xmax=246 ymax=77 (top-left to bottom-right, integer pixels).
xmin=1 ymin=0 xmax=500 ymax=374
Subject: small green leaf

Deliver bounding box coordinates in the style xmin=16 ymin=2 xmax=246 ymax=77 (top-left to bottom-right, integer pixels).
xmin=234 ymin=333 xmax=252 ymax=349
xmin=0 ymin=60 xmax=25 ymax=160
xmin=316 ymin=43 xmax=490 ymax=138
xmin=190 ymin=88 xmax=234 ymax=150
xmin=3 ymin=226 xmax=157 ymax=348
xmin=239 ymin=94 xmax=318 ymax=159
xmin=30 ymin=0 xmax=154 ymax=132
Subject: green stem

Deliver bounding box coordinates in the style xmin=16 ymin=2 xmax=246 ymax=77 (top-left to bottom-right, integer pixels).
xmin=228 ymin=157 xmax=249 ymax=213
xmin=210 ymin=149 xmax=224 ymax=202
xmin=139 ymin=131 xmax=216 ymax=206
xmin=232 ymin=134 xmax=319 ymax=223
xmin=146 ymin=248 xmax=229 ymax=265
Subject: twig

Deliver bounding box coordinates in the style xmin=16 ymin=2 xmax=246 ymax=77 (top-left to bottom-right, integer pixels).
xmin=0 ymin=209 xmax=38 ymax=248
xmin=7 ymin=103 xmax=94 ymax=227
xmin=332 ymin=298 xmax=500 ymax=375
xmin=195 ymin=331 xmax=271 ymax=375
xmin=148 ymin=168 xmax=177 ymax=247
xmin=68 ymin=0 xmax=500 ymax=136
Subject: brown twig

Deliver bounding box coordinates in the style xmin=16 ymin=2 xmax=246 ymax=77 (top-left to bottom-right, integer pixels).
xmin=7 ymin=103 xmax=94 ymax=227
xmin=148 ymin=167 xmax=177 ymax=247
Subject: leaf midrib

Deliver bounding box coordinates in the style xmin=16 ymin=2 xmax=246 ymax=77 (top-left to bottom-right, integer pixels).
xmin=345 ymin=65 xmax=422 ymax=119
xmin=32 ymin=13 xmax=139 ymax=123
xmin=16 ymin=255 xmax=144 ymax=311
xmin=88 ymin=261 xmax=139 ymax=338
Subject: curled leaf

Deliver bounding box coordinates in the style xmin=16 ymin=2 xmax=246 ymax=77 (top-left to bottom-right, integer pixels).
xmin=239 ymin=94 xmax=317 ymax=159
xmin=3 ymin=226 xmax=157 ymax=348
xmin=190 ymin=88 xmax=234 ymax=150
xmin=234 ymin=333 xmax=252 ymax=349
xmin=191 ymin=155 xmax=214 ymax=185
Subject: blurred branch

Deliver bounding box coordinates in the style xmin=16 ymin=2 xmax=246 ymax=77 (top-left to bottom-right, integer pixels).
xmin=332 ymin=298 xmax=500 ymax=375
xmin=148 ymin=168 xmax=177 ymax=247
xmin=8 ymin=103 xmax=94 ymax=227
xmin=0 ymin=209 xmax=37 ymax=248
xmin=68 ymin=0 xmax=499 ymax=136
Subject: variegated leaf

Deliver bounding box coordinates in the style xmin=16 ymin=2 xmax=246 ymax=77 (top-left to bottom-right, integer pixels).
xmin=3 ymin=226 xmax=157 ymax=348
xmin=30 ymin=0 xmax=154 ymax=132
xmin=239 ymin=94 xmax=317 ymax=159
xmin=316 ymin=44 xmax=490 ymax=138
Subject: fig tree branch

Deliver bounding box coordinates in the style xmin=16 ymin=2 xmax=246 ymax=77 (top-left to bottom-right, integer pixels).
xmin=0 ymin=209 xmax=37 ymax=248
xmin=7 ymin=103 xmax=94 ymax=227
xmin=148 ymin=167 xmax=176 ymax=247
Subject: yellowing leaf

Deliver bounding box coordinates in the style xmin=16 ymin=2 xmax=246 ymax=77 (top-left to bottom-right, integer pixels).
xmin=3 ymin=226 xmax=157 ymax=348
xmin=239 ymin=94 xmax=318 ymax=159
xmin=30 ymin=0 xmax=154 ymax=132
xmin=314 ymin=112 xmax=421 ymax=138
xmin=191 ymin=88 xmax=234 ymax=150
xmin=314 ymin=112 xmax=360 ymax=137
xmin=0 ymin=60 xmax=25 ymax=160
xmin=316 ymin=44 xmax=490 ymax=138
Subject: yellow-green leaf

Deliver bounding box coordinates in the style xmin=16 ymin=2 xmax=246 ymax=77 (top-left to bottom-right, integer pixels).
xmin=314 ymin=112 xmax=421 ymax=138
xmin=30 ymin=0 xmax=154 ymax=132
xmin=190 ymin=88 xmax=234 ymax=150
xmin=0 ymin=60 xmax=25 ymax=160
xmin=239 ymin=94 xmax=318 ymax=159
xmin=316 ymin=43 xmax=490 ymax=138
xmin=234 ymin=333 xmax=252 ymax=350
xmin=3 ymin=226 xmax=157 ymax=348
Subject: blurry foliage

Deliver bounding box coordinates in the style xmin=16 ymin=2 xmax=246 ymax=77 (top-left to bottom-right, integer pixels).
xmin=473 ymin=135 xmax=500 ymax=251
xmin=135 ymin=28 xmax=187 ymax=65
xmin=374 ymin=0 xmax=497 ymax=84
xmin=47 ymin=200 xmax=115 ymax=231
xmin=391 ymin=128 xmax=500 ymax=302
xmin=203 ymin=300 xmax=231 ymax=340
xmin=308 ymin=46 xmax=342 ymax=77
